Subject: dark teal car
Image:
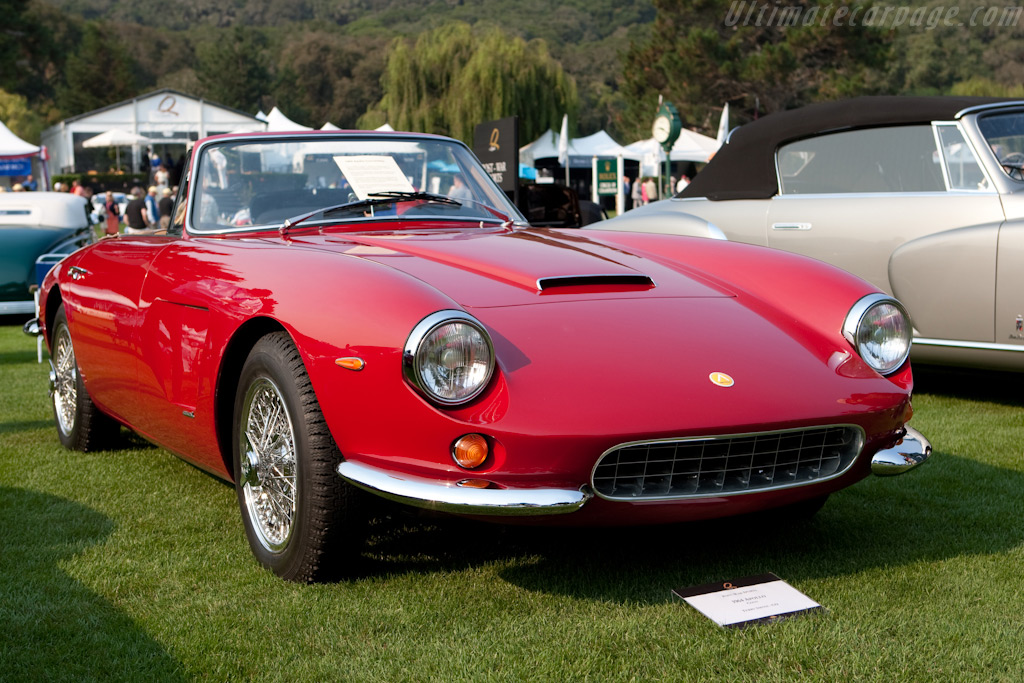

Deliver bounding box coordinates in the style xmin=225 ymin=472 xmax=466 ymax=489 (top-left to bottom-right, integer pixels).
xmin=0 ymin=192 xmax=93 ymax=315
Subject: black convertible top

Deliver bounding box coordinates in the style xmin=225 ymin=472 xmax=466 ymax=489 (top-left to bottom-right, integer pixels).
xmin=680 ymin=96 xmax=1019 ymax=201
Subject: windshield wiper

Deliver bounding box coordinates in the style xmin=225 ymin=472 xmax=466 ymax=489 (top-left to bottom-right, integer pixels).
xmin=280 ymin=191 xmax=463 ymax=235
xmin=354 ymin=191 xmax=462 ymax=207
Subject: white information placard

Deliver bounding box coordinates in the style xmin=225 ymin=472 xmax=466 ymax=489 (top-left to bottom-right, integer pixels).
xmin=332 ymin=155 xmax=415 ymax=200
xmin=673 ymin=573 xmax=823 ymax=628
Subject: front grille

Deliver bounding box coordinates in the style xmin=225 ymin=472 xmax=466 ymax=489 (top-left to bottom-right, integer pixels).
xmin=592 ymin=425 xmax=864 ymax=500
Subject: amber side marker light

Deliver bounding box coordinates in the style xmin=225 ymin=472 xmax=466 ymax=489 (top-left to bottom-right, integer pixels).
xmin=456 ymin=479 xmax=496 ymax=489
xmin=335 ymin=357 xmax=365 ymax=371
xmin=452 ymin=433 xmax=489 ymax=469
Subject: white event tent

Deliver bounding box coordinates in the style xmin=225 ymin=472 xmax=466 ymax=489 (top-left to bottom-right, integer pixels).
xmin=520 ymin=129 xmax=641 ymax=168
xmin=520 ymin=128 xmax=643 ymax=213
xmin=41 ymin=89 xmax=266 ymax=175
xmin=626 ymin=129 xmax=721 ymax=177
xmin=0 ymin=119 xmax=50 ymax=189
xmin=264 ymin=106 xmax=314 ymax=132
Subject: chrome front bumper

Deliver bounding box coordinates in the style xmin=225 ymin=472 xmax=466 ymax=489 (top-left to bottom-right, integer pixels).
xmin=870 ymin=426 xmax=932 ymax=476
xmin=337 ymin=460 xmax=591 ymax=516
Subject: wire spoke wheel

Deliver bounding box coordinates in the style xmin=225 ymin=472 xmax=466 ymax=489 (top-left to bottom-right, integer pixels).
xmin=49 ymin=304 xmax=119 ymax=451
xmin=239 ymin=377 xmax=298 ymax=553
xmin=232 ymin=332 xmax=364 ymax=582
xmin=52 ymin=324 xmax=79 ymax=437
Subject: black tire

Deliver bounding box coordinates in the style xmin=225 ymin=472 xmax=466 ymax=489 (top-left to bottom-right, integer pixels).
xmin=232 ymin=332 xmax=363 ymax=582
xmin=50 ymin=304 xmax=120 ymax=451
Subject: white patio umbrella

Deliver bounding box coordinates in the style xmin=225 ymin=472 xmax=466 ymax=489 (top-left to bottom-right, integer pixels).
xmin=82 ymin=129 xmax=156 ymax=170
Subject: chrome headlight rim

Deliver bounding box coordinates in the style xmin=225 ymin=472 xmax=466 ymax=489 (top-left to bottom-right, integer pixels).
xmin=403 ymin=310 xmax=495 ymax=406
xmin=842 ymin=293 xmax=912 ymax=376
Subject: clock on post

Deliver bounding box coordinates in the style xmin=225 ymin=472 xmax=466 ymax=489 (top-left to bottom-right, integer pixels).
xmin=652 ymin=101 xmax=681 ymax=152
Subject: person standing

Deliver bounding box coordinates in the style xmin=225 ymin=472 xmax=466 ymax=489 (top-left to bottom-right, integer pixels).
xmin=632 ymin=176 xmax=643 ymax=207
xmin=157 ymin=187 xmax=174 ymax=231
xmin=123 ymin=186 xmax=150 ymax=234
xmin=103 ymin=191 xmax=121 ymax=236
xmin=145 ymin=186 xmax=160 ymax=228
xmin=642 ymin=176 xmax=658 ymax=203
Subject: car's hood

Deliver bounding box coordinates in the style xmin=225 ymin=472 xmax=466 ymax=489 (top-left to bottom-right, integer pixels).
xmin=299 ymin=226 xmax=734 ymax=307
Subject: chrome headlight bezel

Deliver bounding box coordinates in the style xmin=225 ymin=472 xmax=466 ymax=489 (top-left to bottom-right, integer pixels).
xmin=403 ymin=310 xmax=495 ymax=406
xmin=842 ymin=293 xmax=912 ymax=376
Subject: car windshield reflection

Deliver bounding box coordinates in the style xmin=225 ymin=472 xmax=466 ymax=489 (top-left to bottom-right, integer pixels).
xmin=190 ymin=135 xmax=523 ymax=232
xmin=978 ymin=110 xmax=1024 ymax=181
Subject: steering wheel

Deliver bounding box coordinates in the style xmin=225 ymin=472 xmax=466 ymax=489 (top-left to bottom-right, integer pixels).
xmin=999 ymin=152 xmax=1024 ymax=181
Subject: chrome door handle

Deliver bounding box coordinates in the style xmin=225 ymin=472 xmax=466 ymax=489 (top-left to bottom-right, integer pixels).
xmin=771 ymin=222 xmax=812 ymax=231
xmin=67 ymin=266 xmax=89 ymax=280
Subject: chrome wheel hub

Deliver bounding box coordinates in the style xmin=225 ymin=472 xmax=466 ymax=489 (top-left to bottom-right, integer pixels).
xmin=239 ymin=377 xmax=297 ymax=553
xmin=52 ymin=327 xmax=78 ymax=436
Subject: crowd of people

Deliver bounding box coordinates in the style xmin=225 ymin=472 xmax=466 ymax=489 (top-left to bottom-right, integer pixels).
xmin=2 ymin=145 xmax=180 ymax=236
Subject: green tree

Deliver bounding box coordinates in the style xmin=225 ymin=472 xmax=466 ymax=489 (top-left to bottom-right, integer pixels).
xmin=55 ymin=22 xmax=137 ymax=116
xmin=885 ymin=0 xmax=1024 ymax=95
xmin=270 ymin=32 xmax=386 ymax=129
xmin=195 ymin=27 xmax=271 ymax=113
xmin=0 ymin=89 xmax=47 ymax=143
xmin=360 ymin=22 xmax=577 ymax=144
xmin=620 ymin=0 xmax=890 ymax=137
xmin=1 ymin=0 xmax=75 ymax=105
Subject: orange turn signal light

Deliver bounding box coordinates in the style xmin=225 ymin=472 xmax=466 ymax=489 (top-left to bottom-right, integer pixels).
xmin=335 ymin=357 xmax=365 ymax=371
xmin=452 ymin=433 xmax=489 ymax=469
xmin=456 ymin=479 xmax=495 ymax=489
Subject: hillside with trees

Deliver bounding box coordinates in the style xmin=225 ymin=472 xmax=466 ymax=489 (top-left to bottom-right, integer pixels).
xmin=2 ymin=0 xmax=1022 ymax=147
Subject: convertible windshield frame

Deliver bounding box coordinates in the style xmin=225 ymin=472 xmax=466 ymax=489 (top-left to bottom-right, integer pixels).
xmin=184 ymin=132 xmax=526 ymax=235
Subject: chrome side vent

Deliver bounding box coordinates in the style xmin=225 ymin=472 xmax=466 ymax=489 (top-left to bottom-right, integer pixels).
xmin=536 ymin=274 xmax=655 ymax=291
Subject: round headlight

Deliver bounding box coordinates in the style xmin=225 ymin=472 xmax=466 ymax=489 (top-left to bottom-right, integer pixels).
xmin=404 ymin=311 xmax=495 ymax=405
xmin=842 ymin=294 xmax=912 ymax=375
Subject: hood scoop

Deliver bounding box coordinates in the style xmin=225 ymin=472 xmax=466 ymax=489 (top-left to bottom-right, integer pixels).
xmin=536 ymin=273 xmax=655 ymax=292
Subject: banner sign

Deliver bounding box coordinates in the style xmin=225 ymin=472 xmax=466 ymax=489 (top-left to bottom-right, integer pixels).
xmin=596 ymin=157 xmax=617 ymax=196
xmin=0 ymin=157 xmax=32 ymax=176
xmin=473 ymin=116 xmax=518 ymax=193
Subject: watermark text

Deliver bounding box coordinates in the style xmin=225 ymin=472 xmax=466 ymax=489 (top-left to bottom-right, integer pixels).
xmin=724 ymin=2 xmax=1023 ymax=29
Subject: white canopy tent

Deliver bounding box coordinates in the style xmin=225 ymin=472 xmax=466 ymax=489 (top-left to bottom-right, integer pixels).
xmin=520 ymin=129 xmax=641 ymax=168
xmin=264 ymin=107 xmax=313 ymax=132
xmin=626 ymin=130 xmax=720 ymax=177
xmin=521 ymin=127 xmax=643 ymax=214
xmin=0 ymin=119 xmax=49 ymax=190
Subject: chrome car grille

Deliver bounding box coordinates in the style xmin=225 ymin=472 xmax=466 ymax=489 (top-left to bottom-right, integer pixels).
xmin=592 ymin=425 xmax=864 ymax=500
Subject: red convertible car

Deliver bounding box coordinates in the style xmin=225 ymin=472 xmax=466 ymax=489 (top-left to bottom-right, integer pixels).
xmin=29 ymin=131 xmax=931 ymax=582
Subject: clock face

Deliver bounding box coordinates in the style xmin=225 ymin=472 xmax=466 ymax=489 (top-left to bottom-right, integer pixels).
xmin=653 ymin=115 xmax=672 ymax=143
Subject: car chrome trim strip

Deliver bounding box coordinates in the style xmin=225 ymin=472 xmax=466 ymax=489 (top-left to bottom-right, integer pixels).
xmin=955 ymin=100 xmax=1024 ymax=118
xmin=913 ymin=337 xmax=1024 ymax=352
xmin=0 ymin=301 xmax=36 ymax=315
xmin=337 ymin=460 xmax=590 ymax=516
xmin=590 ymin=424 xmax=866 ymax=501
xmin=870 ymin=427 xmax=931 ymax=476
xmin=535 ymin=274 xmax=655 ymax=291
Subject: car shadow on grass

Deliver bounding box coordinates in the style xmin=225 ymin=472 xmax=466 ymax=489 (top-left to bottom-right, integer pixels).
xmin=914 ymin=364 xmax=1024 ymax=408
xmin=355 ymin=366 xmax=1023 ymax=598
xmin=357 ymin=448 xmax=1021 ymax=604
xmin=0 ymin=486 xmax=186 ymax=681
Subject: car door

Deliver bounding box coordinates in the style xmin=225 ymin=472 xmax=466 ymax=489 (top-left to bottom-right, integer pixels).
xmin=63 ymin=235 xmax=177 ymax=426
xmin=765 ymin=123 xmax=1005 ymax=344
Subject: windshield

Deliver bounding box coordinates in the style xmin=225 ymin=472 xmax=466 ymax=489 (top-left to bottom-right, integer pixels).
xmin=188 ymin=135 xmax=525 ymax=232
xmin=977 ymin=110 xmax=1024 ymax=181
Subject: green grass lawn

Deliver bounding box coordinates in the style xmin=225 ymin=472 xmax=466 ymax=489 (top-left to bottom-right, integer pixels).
xmin=1 ymin=319 xmax=1021 ymax=681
